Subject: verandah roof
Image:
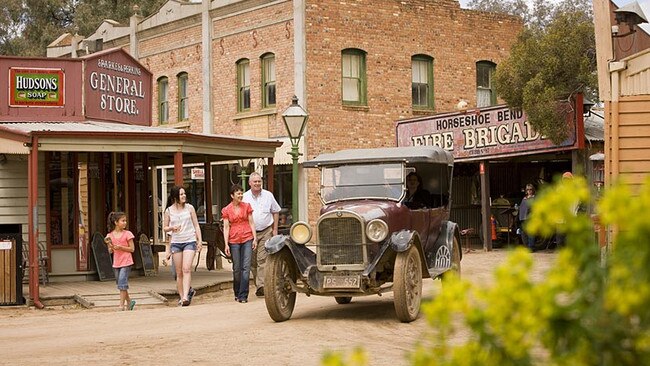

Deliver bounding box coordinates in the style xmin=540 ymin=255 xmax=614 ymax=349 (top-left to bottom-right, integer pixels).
xmin=0 ymin=120 xmax=282 ymax=162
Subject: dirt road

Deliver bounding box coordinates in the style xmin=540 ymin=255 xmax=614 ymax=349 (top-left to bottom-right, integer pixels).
xmin=0 ymin=250 xmax=555 ymax=366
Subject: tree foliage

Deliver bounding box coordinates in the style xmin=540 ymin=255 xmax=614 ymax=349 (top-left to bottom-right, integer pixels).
xmin=0 ymin=0 xmax=167 ymax=56
xmin=413 ymin=177 xmax=650 ymax=365
xmin=468 ymin=0 xmax=597 ymax=143
xmin=323 ymin=177 xmax=650 ymax=365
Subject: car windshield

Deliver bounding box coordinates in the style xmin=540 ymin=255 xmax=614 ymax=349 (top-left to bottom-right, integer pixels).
xmin=320 ymin=163 xmax=405 ymax=203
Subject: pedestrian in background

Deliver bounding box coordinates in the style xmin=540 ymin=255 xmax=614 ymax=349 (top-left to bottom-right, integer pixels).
xmin=106 ymin=211 xmax=136 ymax=311
xmin=222 ymin=184 xmax=257 ymax=303
xmin=243 ymin=172 xmax=280 ymax=297
xmin=163 ymin=185 xmax=202 ymax=307
xmin=518 ymin=183 xmax=536 ymax=251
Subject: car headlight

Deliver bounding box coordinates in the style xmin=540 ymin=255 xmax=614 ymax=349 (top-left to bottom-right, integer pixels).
xmin=366 ymin=219 xmax=388 ymax=242
xmin=290 ymin=221 xmax=312 ymax=245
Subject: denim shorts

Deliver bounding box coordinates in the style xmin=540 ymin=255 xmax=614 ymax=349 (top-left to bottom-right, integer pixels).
xmin=114 ymin=266 xmax=131 ymax=291
xmin=170 ymin=241 xmax=197 ymax=253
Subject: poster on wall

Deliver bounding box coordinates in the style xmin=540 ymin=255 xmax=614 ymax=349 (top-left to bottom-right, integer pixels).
xmin=9 ymin=67 xmax=65 ymax=107
xmin=396 ymin=103 xmax=583 ymax=162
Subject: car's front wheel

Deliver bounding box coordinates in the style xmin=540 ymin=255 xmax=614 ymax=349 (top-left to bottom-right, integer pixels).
xmin=393 ymin=245 xmax=422 ymax=322
xmin=264 ymin=249 xmax=297 ymax=322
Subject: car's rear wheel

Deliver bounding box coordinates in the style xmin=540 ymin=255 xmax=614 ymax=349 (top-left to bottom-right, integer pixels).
xmin=393 ymin=245 xmax=422 ymax=322
xmin=264 ymin=249 xmax=297 ymax=322
xmin=335 ymin=296 xmax=352 ymax=304
xmin=442 ymin=237 xmax=462 ymax=284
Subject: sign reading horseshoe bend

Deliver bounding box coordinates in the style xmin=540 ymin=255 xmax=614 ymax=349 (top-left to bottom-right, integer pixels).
xmin=84 ymin=49 xmax=152 ymax=126
xmin=396 ymin=103 xmax=583 ymax=161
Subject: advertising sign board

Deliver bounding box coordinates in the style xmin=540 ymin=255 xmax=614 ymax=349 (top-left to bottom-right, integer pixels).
xmin=9 ymin=67 xmax=65 ymax=107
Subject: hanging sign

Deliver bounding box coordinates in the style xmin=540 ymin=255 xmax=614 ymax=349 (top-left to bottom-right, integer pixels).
xmin=9 ymin=67 xmax=65 ymax=107
xmin=396 ymin=103 xmax=582 ymax=161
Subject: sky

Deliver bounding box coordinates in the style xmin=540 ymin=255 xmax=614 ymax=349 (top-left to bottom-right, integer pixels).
xmin=457 ymin=0 xmax=650 ymax=32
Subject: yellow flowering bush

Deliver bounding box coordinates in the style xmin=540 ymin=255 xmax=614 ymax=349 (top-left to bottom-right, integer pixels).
xmin=323 ymin=177 xmax=650 ymax=366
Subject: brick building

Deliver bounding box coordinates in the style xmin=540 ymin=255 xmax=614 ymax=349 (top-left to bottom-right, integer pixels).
xmin=49 ymin=0 xmax=522 ymax=224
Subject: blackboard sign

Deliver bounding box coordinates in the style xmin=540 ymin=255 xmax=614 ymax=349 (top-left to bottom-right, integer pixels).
xmin=91 ymin=232 xmax=114 ymax=281
xmin=138 ymin=234 xmax=156 ymax=277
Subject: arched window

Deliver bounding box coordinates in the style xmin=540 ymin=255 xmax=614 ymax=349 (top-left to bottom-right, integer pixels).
xmin=157 ymin=76 xmax=169 ymax=124
xmin=412 ymin=55 xmax=434 ymax=110
xmin=476 ymin=61 xmax=497 ymax=107
xmin=237 ymin=59 xmax=251 ymax=112
xmin=261 ymin=53 xmax=276 ymax=108
xmin=177 ymin=72 xmax=189 ymax=121
xmin=341 ymin=48 xmax=367 ymax=105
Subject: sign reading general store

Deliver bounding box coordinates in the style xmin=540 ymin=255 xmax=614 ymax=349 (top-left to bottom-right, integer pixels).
xmin=396 ymin=104 xmax=582 ymax=161
xmin=84 ymin=49 xmax=152 ymax=126
xmin=9 ymin=67 xmax=65 ymax=107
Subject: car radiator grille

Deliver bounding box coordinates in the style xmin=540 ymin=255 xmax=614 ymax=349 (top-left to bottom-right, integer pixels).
xmin=318 ymin=216 xmax=364 ymax=266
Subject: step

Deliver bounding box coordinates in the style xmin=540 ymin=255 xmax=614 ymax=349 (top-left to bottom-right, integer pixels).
xmin=74 ymin=291 xmax=168 ymax=308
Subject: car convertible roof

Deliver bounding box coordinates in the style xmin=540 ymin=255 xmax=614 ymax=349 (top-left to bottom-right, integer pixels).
xmin=304 ymin=146 xmax=453 ymax=167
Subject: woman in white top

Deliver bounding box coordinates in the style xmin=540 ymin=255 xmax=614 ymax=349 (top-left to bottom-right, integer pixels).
xmin=163 ymin=186 xmax=203 ymax=306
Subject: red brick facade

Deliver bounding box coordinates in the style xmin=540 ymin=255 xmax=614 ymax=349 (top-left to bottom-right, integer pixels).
xmin=55 ymin=0 xmax=522 ymax=222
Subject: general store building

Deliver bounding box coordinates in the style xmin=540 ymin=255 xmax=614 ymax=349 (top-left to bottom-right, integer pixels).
xmin=0 ymin=48 xmax=280 ymax=305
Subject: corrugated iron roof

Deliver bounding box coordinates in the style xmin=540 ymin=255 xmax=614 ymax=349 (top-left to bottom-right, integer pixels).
xmin=0 ymin=120 xmax=280 ymax=144
xmin=585 ymin=111 xmax=604 ymax=142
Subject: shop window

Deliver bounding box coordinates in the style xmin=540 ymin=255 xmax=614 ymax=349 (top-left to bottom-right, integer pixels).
xmin=237 ymin=59 xmax=251 ymax=112
xmin=48 ymin=152 xmax=76 ymax=247
xmin=177 ymin=72 xmax=189 ymax=121
xmin=412 ymin=55 xmax=434 ymax=110
xmin=261 ymin=53 xmax=276 ymax=108
xmin=476 ymin=61 xmax=496 ymax=107
xmin=342 ymin=48 xmax=367 ymax=106
xmin=158 ymin=76 xmax=169 ymax=124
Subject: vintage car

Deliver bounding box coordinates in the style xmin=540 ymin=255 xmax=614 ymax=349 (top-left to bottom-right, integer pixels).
xmin=263 ymin=146 xmax=462 ymax=322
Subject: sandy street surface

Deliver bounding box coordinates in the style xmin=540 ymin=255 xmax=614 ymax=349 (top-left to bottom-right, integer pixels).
xmin=0 ymin=249 xmax=556 ymax=366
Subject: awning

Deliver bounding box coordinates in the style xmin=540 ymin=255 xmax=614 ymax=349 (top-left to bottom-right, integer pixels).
xmin=272 ymin=136 xmax=305 ymax=165
xmin=0 ymin=120 xmax=282 ymax=163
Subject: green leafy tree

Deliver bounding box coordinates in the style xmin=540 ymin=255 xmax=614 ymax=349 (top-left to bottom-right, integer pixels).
xmin=0 ymin=0 xmax=166 ymax=56
xmin=468 ymin=0 xmax=597 ymax=143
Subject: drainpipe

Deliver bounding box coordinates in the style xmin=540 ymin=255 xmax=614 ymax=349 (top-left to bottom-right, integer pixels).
xmin=28 ymin=136 xmax=44 ymax=309
xmin=609 ymin=61 xmax=626 ymax=181
xmin=202 ymin=0 xmax=214 ymax=134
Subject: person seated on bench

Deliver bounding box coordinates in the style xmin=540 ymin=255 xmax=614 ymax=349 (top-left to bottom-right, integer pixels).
xmin=403 ymin=172 xmax=430 ymax=209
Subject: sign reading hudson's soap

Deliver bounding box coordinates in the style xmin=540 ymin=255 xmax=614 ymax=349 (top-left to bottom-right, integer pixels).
xmin=9 ymin=68 xmax=65 ymax=107
xmin=84 ymin=49 xmax=152 ymax=126
xmin=396 ymin=103 xmax=583 ymax=161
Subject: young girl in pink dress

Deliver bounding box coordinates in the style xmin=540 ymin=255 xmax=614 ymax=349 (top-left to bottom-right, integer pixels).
xmin=106 ymin=212 xmax=136 ymax=311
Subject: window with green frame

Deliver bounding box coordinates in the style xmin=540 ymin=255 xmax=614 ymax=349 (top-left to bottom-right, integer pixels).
xmin=158 ymin=76 xmax=169 ymax=124
xmin=341 ymin=49 xmax=367 ymax=105
xmin=177 ymin=72 xmax=189 ymax=121
xmin=261 ymin=53 xmax=276 ymax=108
xmin=476 ymin=61 xmax=497 ymax=107
xmin=412 ymin=55 xmax=434 ymax=110
xmin=237 ymin=59 xmax=251 ymax=112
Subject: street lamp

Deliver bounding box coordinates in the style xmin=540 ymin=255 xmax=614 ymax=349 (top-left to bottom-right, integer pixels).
xmin=238 ymin=158 xmax=252 ymax=191
xmin=282 ymin=95 xmax=308 ymax=222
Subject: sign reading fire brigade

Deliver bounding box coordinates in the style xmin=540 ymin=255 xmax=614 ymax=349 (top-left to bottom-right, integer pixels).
xmin=396 ymin=104 xmax=582 ymax=161
xmin=9 ymin=67 xmax=65 ymax=107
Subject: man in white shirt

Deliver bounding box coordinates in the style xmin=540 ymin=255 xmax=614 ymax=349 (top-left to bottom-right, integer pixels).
xmin=243 ymin=172 xmax=281 ymax=297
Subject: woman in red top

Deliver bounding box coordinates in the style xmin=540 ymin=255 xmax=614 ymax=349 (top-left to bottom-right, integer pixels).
xmin=222 ymin=184 xmax=257 ymax=303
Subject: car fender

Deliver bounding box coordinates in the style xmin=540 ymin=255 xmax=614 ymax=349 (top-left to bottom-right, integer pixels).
xmin=265 ymin=235 xmax=316 ymax=277
xmin=426 ymin=220 xmax=460 ymax=278
xmin=389 ymin=229 xmax=419 ymax=253
xmin=362 ymin=230 xmax=424 ymax=277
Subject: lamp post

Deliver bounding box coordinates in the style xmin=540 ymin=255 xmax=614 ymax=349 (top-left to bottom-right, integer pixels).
xmin=282 ymin=95 xmax=308 ymax=223
xmin=238 ymin=158 xmax=252 ymax=191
